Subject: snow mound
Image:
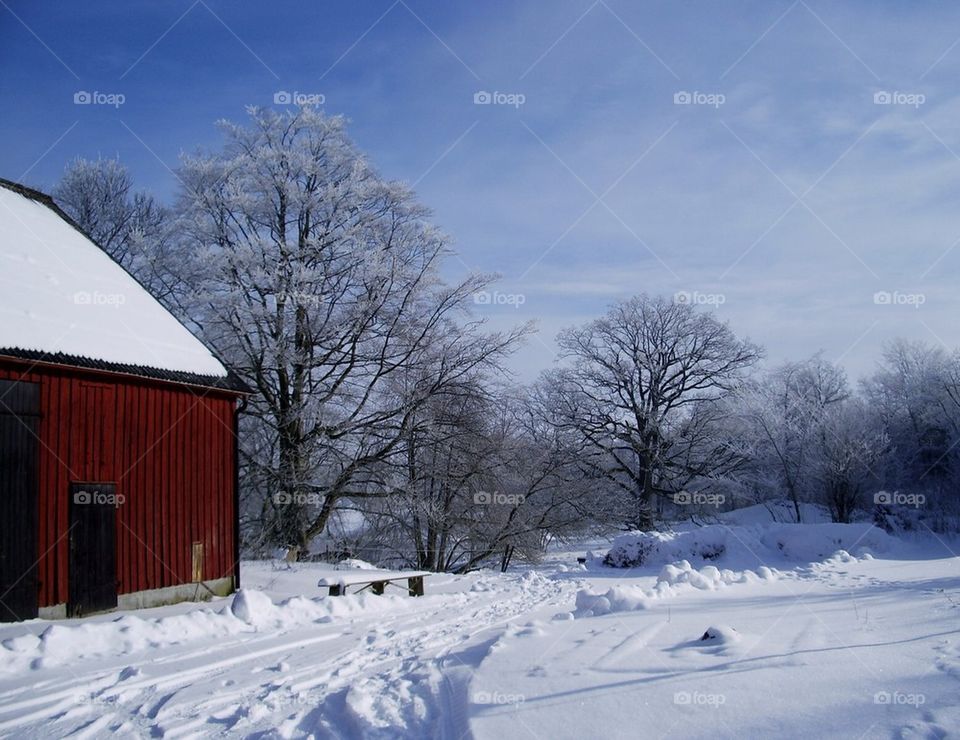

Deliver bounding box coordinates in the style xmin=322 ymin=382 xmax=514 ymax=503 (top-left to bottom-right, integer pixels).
xmin=657 ymin=560 xmax=775 ymax=589
xmin=574 ymin=586 xmax=651 ymax=617
xmin=0 ymin=589 xmax=415 ymax=674
xmin=823 ymin=549 xmax=858 ymax=564
xmin=571 ymin=561 xmax=777 ymax=618
xmin=602 ymin=522 xmax=898 ymax=569
xmin=757 ymin=523 xmax=896 ymax=562
xmin=230 ymin=589 xmax=279 ymax=627
xmin=699 ymin=625 xmax=741 ymax=645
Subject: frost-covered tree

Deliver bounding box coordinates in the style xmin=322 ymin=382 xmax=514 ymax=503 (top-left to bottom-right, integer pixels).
xmin=360 ymin=382 xmax=598 ymax=572
xmin=812 ymin=398 xmax=886 ymax=523
xmin=737 ymin=355 xmax=850 ymax=522
xmin=545 ymin=294 xmax=761 ymax=530
xmin=864 ymin=340 xmax=960 ymax=525
xmin=175 ymin=107 xmax=528 ymax=552
xmin=53 ymin=157 xmax=177 ymax=303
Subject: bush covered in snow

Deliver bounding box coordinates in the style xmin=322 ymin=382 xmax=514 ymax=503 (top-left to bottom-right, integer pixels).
xmin=603 ymin=529 xmax=727 ymax=567
xmin=600 ymin=522 xmax=898 ymax=570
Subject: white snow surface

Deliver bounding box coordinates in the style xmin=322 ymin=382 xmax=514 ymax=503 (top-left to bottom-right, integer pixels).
xmin=0 ymin=186 xmax=226 ymax=377
xmin=0 ymin=525 xmax=958 ymax=738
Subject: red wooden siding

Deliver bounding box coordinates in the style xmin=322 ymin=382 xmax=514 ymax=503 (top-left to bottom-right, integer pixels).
xmin=0 ymin=359 xmax=237 ymax=608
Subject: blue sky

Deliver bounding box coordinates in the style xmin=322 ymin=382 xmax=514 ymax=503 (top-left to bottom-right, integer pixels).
xmin=3 ymin=0 xmax=960 ymax=380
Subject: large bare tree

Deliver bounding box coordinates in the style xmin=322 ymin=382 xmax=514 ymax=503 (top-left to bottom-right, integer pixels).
xmin=175 ymin=107 xmax=528 ymax=551
xmin=545 ymin=294 xmax=761 ymax=529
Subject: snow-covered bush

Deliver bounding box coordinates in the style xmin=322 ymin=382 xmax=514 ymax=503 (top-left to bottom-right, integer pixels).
xmin=601 ymin=522 xmax=898 ymax=569
xmin=603 ymin=528 xmax=727 ymax=568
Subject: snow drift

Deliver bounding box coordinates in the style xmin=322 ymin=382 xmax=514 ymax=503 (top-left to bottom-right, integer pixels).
xmin=571 ymin=560 xmax=778 ymax=618
xmin=599 ymin=521 xmax=897 ymax=569
xmin=0 ymin=589 xmax=414 ymax=674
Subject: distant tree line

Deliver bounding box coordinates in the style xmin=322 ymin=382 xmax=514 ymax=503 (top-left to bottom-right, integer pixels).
xmin=52 ymin=108 xmax=960 ymax=572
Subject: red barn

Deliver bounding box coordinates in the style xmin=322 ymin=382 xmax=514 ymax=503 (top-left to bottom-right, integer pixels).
xmin=0 ymin=178 xmax=248 ymax=621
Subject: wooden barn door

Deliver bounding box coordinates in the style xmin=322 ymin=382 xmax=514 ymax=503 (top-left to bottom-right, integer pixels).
xmin=68 ymin=482 xmax=117 ymax=616
xmin=0 ymin=379 xmax=40 ymax=622
xmin=68 ymin=382 xmax=118 ymax=617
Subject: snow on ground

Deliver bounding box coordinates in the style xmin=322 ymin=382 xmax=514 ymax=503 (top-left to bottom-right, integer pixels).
xmin=471 ymin=551 xmax=960 ymax=740
xmin=717 ymin=499 xmax=839 ymax=525
xmin=1 ymin=524 xmax=958 ymax=738
xmin=0 ymin=561 xmax=576 ymax=738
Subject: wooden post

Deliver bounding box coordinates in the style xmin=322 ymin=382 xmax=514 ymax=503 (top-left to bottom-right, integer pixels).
xmin=408 ymin=575 xmax=424 ymax=597
xmin=372 ymin=581 xmax=386 ymax=595
xmin=329 ymin=584 xmax=343 ymax=596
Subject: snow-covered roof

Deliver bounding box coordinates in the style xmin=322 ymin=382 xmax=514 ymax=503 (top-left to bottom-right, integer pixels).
xmin=0 ymin=179 xmax=237 ymax=387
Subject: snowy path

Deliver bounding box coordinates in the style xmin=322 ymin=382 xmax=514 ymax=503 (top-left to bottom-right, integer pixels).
xmin=2 ymin=540 xmax=959 ymax=738
xmin=0 ymin=568 xmax=582 ymax=738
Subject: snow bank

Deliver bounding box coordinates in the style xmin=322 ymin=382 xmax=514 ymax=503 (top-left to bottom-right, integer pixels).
xmin=718 ymin=500 xmax=836 ymax=525
xmin=601 ymin=522 xmax=898 ymax=569
xmin=0 ymin=588 xmax=412 ymax=674
xmin=657 ymin=560 xmax=776 ymax=588
xmin=571 ymin=560 xmax=778 ymax=618
xmin=757 ymin=522 xmax=895 ymax=562
xmin=574 ymin=586 xmax=650 ymax=617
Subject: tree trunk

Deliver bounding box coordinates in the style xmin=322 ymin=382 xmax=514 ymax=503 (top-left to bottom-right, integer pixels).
xmin=637 ymin=452 xmax=656 ymax=531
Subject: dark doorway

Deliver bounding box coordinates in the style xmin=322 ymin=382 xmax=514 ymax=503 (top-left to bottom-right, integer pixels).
xmin=0 ymin=379 xmax=40 ymax=622
xmin=68 ymin=482 xmax=118 ymax=617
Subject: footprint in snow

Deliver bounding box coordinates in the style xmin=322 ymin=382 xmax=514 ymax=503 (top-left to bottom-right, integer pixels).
xmin=118 ymin=666 xmax=140 ymax=681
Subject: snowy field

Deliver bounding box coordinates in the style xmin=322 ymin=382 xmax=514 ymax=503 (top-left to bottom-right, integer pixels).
xmin=1 ymin=508 xmax=959 ymax=739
